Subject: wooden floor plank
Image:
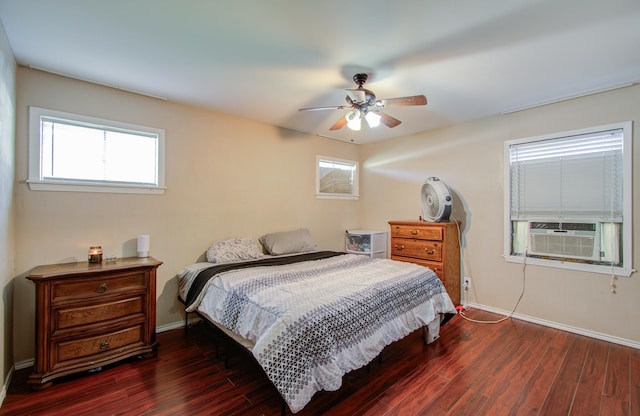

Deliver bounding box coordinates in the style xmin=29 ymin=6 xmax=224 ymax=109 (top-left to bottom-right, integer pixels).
xmin=569 ymin=340 xmax=609 ymax=416
xmin=474 ymin=325 xmax=563 ymax=416
xmin=508 ymin=330 xmax=576 ymax=416
xmin=605 ymin=343 xmax=631 ymax=398
xmin=424 ymin=316 xmax=521 ymax=414
xmin=539 ymin=333 xmax=593 ymax=415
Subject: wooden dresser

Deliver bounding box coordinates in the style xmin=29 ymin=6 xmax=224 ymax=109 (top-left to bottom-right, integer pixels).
xmin=389 ymin=221 xmax=460 ymax=305
xmin=26 ymin=256 xmax=162 ymax=388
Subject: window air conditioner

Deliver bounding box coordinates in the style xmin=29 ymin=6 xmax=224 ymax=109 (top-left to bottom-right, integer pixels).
xmin=527 ymin=222 xmax=601 ymax=262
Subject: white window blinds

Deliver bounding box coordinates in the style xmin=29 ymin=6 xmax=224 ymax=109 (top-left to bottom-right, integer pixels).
xmin=509 ymin=128 xmax=623 ymax=222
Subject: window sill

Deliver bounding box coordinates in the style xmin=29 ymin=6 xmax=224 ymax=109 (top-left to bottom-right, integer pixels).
xmin=504 ymin=254 xmax=633 ymax=277
xmin=27 ymin=180 xmax=166 ymax=195
xmin=316 ymin=193 xmax=359 ymax=200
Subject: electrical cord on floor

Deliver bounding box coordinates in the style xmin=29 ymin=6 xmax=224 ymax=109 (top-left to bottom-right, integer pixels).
xmin=452 ymin=214 xmax=527 ymax=324
xmin=459 ymin=258 xmax=526 ymax=324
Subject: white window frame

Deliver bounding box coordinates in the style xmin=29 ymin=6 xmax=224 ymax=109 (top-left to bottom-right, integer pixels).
xmin=316 ymin=156 xmax=359 ymax=200
xmin=28 ymin=106 xmax=166 ymax=194
xmin=503 ymin=121 xmax=633 ymax=277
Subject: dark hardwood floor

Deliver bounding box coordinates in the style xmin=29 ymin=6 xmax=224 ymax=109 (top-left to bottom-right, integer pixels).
xmin=1 ymin=309 xmax=639 ymax=415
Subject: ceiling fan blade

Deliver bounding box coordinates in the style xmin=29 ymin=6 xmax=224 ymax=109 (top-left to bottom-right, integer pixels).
xmin=378 ymin=95 xmax=427 ymax=107
xmin=379 ymin=111 xmax=402 ymax=128
xmin=329 ymin=115 xmax=348 ymax=130
xmin=298 ymin=105 xmax=349 ymax=112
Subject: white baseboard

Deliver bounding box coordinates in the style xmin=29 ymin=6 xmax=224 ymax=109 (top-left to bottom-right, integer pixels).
xmin=0 ymin=365 xmax=14 ymax=408
xmin=14 ymin=359 xmax=33 ymax=371
xmin=464 ymin=302 xmax=640 ymax=350
xmin=156 ymin=316 xmax=201 ymax=333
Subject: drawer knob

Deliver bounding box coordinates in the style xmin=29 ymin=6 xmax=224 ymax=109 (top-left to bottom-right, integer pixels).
xmin=425 ymin=249 xmax=436 ymax=255
xmin=99 ymin=341 xmax=109 ymax=351
xmin=96 ymin=283 xmax=108 ymax=293
xmin=410 ymin=229 xmax=419 ymax=235
xmin=394 ymin=244 xmax=405 ymax=251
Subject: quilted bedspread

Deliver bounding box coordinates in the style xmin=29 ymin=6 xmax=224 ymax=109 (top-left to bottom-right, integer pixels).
xmin=188 ymin=253 xmax=456 ymax=413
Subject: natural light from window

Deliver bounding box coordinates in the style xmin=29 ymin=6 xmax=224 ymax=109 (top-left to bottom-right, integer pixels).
xmin=28 ymin=106 xmax=165 ymax=194
xmin=316 ymin=156 xmax=359 ymax=199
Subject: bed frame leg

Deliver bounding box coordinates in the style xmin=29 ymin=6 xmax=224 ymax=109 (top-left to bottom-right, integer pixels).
xmin=223 ymin=336 xmax=230 ymax=369
xmin=214 ymin=329 xmax=220 ymax=358
xmin=421 ymin=325 xmax=428 ymax=345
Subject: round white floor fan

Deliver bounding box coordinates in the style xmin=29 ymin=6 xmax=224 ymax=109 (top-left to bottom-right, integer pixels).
xmin=421 ymin=177 xmax=452 ymax=222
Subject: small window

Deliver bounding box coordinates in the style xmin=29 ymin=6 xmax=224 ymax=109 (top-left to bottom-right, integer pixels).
xmin=316 ymin=156 xmax=359 ymax=200
xmin=504 ymin=122 xmax=632 ymax=276
xmin=28 ymin=106 xmax=165 ymax=194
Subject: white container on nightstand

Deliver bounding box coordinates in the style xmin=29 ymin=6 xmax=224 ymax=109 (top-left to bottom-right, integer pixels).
xmin=346 ymin=230 xmax=387 ymax=258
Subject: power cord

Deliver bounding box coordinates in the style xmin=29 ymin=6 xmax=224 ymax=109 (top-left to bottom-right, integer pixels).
xmin=452 ymin=214 xmax=527 ymax=324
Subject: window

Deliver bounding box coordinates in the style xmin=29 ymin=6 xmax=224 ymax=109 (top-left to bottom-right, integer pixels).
xmin=28 ymin=106 xmax=165 ymax=194
xmin=316 ymin=156 xmax=359 ymax=199
xmin=504 ymin=122 xmax=632 ymax=276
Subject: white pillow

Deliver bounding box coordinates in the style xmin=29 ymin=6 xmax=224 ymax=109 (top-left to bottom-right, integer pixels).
xmin=259 ymin=228 xmax=318 ymax=256
xmin=206 ymin=237 xmax=263 ymax=263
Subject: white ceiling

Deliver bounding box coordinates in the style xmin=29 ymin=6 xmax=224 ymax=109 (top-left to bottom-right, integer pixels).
xmin=1 ymin=0 xmax=639 ymax=144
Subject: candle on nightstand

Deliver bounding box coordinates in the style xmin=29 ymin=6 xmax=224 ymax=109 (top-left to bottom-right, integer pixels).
xmin=88 ymin=246 xmax=103 ymax=264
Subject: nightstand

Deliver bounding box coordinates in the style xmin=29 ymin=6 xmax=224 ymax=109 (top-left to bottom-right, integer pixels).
xmin=25 ymin=256 xmax=162 ymax=388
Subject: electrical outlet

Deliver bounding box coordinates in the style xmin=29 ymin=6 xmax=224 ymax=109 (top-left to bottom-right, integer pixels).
xmin=463 ymin=277 xmax=471 ymax=289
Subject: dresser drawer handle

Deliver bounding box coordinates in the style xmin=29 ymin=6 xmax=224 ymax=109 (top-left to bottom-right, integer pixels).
xmin=99 ymin=341 xmax=109 ymax=351
xmin=96 ymin=283 xmax=108 ymax=293
xmin=394 ymin=244 xmax=405 ymax=251
xmin=425 ymin=249 xmax=436 ymax=255
xmin=410 ymin=229 xmax=419 ymax=235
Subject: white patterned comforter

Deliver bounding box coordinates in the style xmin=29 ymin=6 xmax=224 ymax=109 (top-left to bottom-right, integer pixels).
xmin=183 ymin=253 xmax=456 ymax=413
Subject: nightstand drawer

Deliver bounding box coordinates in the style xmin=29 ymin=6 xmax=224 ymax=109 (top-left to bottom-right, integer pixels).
xmin=52 ymin=272 xmax=147 ymax=303
xmin=54 ymin=325 xmax=144 ymax=365
xmin=390 ymin=224 xmax=443 ymax=241
xmin=391 ymin=238 xmax=442 ymax=261
xmin=55 ymin=296 xmax=144 ymax=330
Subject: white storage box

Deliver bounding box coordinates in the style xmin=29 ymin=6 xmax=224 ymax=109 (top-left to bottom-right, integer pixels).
xmin=345 ymin=230 xmax=387 ymax=258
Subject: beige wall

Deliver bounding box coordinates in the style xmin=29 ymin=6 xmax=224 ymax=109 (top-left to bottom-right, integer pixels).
xmin=360 ymin=85 xmax=640 ymax=345
xmin=0 ymin=20 xmax=16 ymax=401
xmin=12 ymin=68 xmax=360 ymax=363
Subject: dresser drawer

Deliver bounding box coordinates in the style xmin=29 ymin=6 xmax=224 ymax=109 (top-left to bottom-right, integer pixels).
xmin=391 ymin=256 xmax=444 ymax=280
xmin=390 ymin=224 xmax=443 ymax=241
xmin=53 ymin=325 xmax=144 ymax=366
xmin=52 ymin=272 xmax=147 ymax=303
xmin=391 ymin=238 xmax=442 ymax=261
xmin=55 ymin=296 xmax=144 ymax=331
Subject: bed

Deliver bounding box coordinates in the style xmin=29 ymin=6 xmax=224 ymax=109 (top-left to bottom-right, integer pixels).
xmin=177 ymin=230 xmax=457 ymax=413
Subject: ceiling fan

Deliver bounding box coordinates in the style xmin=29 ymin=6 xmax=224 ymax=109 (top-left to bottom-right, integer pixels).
xmin=298 ymin=73 xmax=427 ymax=131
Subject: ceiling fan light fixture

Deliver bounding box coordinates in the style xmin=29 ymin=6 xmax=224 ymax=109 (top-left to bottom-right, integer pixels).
xmin=365 ymin=111 xmax=381 ymax=128
xmin=346 ymin=110 xmax=361 ymax=131
xmin=299 ymin=73 xmax=427 ymax=132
